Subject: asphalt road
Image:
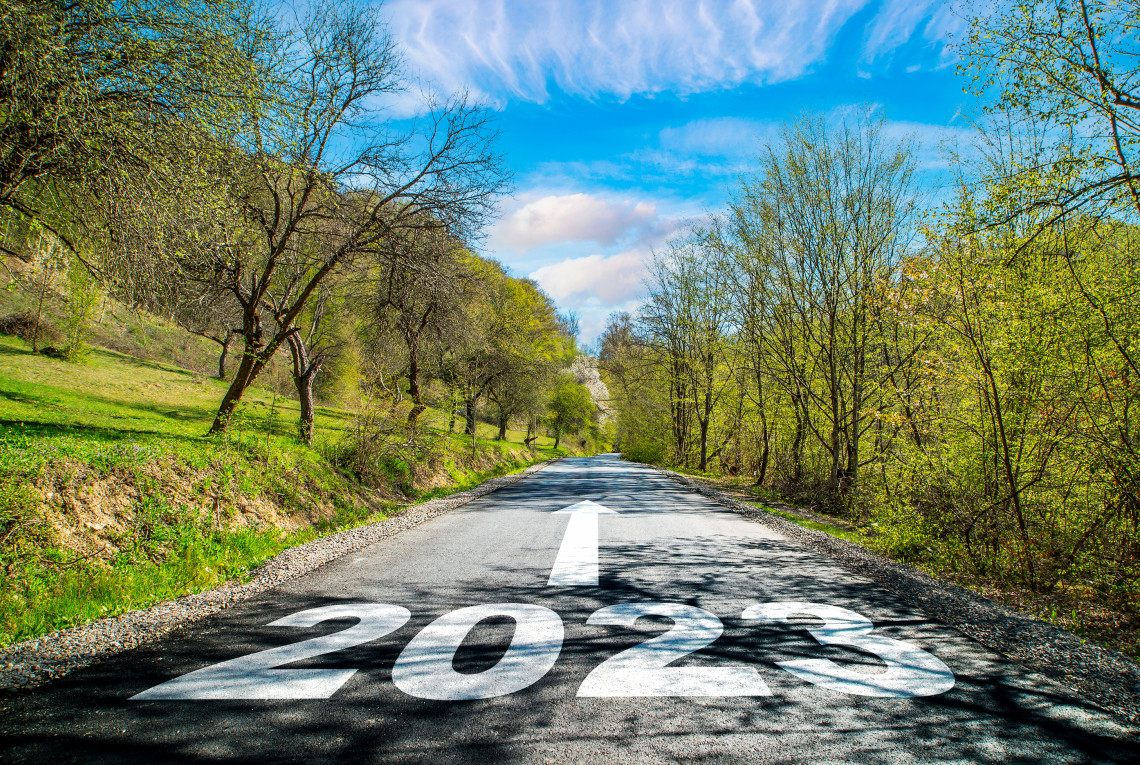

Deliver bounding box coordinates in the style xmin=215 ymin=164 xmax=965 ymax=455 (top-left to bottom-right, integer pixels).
xmin=2 ymin=454 xmax=1138 ymax=764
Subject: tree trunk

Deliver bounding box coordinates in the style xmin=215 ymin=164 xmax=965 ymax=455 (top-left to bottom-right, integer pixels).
xmin=756 ymin=430 xmax=770 ymax=487
xmin=464 ymin=394 xmax=477 ymax=436
xmin=217 ymin=331 xmax=235 ymax=380
xmin=698 ymin=388 xmax=711 ymax=471
xmin=754 ymin=366 xmax=769 ymax=487
xmin=33 ymin=279 xmax=48 ymax=353
xmin=297 ymin=371 xmax=316 ymax=445
xmin=497 ymin=409 xmax=509 ymax=441
xmin=407 ymin=346 xmax=425 ymax=424
xmin=287 ymin=333 xmax=322 ymax=446
xmin=791 ymin=391 xmax=805 ymax=483
xmin=846 ymin=322 xmax=866 ymax=487
xmin=209 ymin=347 xmax=261 ymax=434
xmin=698 ymin=417 xmax=709 ymax=471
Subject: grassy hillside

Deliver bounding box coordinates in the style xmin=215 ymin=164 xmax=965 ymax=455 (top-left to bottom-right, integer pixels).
xmin=0 ymin=323 xmax=569 ymax=646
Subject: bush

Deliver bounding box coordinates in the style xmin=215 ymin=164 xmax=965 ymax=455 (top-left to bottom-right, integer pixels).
xmin=333 ymin=398 xmax=439 ymax=492
xmin=619 ymin=439 xmax=665 ymax=465
xmin=0 ymin=311 xmax=60 ymax=346
xmin=0 ymin=480 xmax=53 ymax=577
xmin=61 ymin=261 xmax=101 ymax=362
xmin=866 ymin=498 xmax=941 ymax=565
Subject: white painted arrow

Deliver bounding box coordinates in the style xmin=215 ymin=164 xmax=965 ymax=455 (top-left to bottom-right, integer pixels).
xmin=547 ymin=500 xmax=617 ymax=587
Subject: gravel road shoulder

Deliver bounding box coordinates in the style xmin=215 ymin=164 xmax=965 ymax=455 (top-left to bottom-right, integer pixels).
xmin=0 ymin=459 xmax=558 ymax=693
xmin=657 ymin=466 xmax=1140 ymax=726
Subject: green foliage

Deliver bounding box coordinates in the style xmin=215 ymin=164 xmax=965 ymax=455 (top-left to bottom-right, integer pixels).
xmin=332 ymin=398 xmax=436 ymax=492
xmin=620 ymin=439 xmax=666 ymax=465
xmin=0 ymin=481 xmax=50 ymax=577
xmin=959 ymin=0 xmax=1140 ymax=225
xmin=602 ymin=105 xmax=1140 ymax=627
xmin=547 ymin=376 xmax=594 ymax=448
xmin=61 ymin=259 xmax=100 ymax=361
xmin=0 ymin=0 xmax=259 ymax=230
xmin=864 ymin=500 xmax=939 ymax=565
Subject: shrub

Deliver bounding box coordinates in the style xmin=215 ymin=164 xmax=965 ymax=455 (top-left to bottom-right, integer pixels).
xmin=333 ymin=398 xmax=439 ymax=492
xmin=61 ymin=261 xmax=101 ymax=362
xmin=0 ymin=312 xmax=60 ymax=345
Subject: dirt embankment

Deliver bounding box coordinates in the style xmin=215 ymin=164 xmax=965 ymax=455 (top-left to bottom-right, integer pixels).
xmin=13 ymin=442 xmax=543 ymax=570
xmin=28 ymin=459 xmax=337 ymax=566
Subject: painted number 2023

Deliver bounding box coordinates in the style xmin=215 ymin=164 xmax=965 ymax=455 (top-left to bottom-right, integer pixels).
xmin=132 ymin=601 xmax=954 ymax=702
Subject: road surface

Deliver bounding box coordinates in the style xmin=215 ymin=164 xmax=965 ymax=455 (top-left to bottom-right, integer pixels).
xmin=2 ymin=454 xmax=1138 ymax=763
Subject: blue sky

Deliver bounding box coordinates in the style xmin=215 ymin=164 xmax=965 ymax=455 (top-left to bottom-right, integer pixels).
xmin=379 ymin=0 xmax=975 ymax=343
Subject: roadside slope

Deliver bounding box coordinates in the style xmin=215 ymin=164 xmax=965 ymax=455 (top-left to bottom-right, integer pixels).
xmin=0 ymin=459 xmax=557 ymax=691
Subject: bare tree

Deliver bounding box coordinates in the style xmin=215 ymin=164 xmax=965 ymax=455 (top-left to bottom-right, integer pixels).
xmin=172 ymin=286 xmax=243 ymax=379
xmin=367 ymin=224 xmax=478 ymax=425
xmin=640 ymin=230 xmax=737 ymax=471
xmin=732 ymin=113 xmax=918 ymax=490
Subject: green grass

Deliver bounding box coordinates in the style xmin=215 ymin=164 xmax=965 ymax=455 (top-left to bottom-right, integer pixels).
xmin=0 ymin=332 xmax=568 ymax=646
xmin=5 ymin=523 xmax=315 ymax=641
xmin=666 ymin=467 xmax=864 ymax=545
xmin=752 ymin=504 xmax=864 ymax=544
xmin=0 ymin=336 xmax=349 ymax=473
xmin=0 ymin=335 xmax=561 ymax=475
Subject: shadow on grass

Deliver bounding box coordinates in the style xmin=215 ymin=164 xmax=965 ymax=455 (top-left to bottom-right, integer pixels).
xmin=0 ymin=418 xmax=211 ymax=447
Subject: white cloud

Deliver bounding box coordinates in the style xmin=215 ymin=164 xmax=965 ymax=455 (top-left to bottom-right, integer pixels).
xmin=383 ymin=0 xmax=872 ymax=103
xmin=624 ymin=117 xmax=778 ymax=178
xmin=658 ymin=117 xmax=768 ymax=156
xmin=492 ymin=193 xmax=669 ymax=252
xmin=529 ymin=249 xmax=651 ymax=308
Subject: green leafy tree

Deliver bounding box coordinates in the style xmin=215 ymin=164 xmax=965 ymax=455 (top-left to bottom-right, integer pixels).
xmin=0 ymin=0 xmax=259 ymax=253
xmin=548 ymin=376 xmax=594 ymax=450
xmin=453 ymin=261 xmax=572 ymax=437
xmin=961 ymin=0 xmax=1140 ymax=225
xmin=61 ymin=258 xmax=100 ymax=361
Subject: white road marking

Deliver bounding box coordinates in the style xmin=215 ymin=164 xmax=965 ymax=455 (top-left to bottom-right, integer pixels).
xmin=131 ymin=604 xmax=411 ymax=700
xmin=578 ymin=602 xmax=773 ymax=697
xmin=743 ymin=602 xmax=955 ymax=697
xmin=547 ymin=500 xmax=616 ymax=587
xmin=392 ymin=603 xmax=564 ymax=701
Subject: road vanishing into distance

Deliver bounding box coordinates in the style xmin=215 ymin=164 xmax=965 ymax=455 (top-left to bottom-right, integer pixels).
xmin=2 ymin=454 xmax=1138 ymax=763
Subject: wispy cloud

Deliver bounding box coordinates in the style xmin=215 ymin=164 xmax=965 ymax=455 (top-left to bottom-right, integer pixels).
xmin=623 ymin=117 xmax=775 ymax=179
xmin=881 ymin=118 xmax=977 ymax=170
xmin=861 ymin=0 xmax=965 ymax=69
xmin=657 ymin=117 xmax=771 ymax=156
xmin=383 ymin=0 xmax=873 ymax=103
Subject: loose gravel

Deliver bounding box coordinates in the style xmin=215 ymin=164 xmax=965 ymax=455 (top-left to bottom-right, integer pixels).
xmin=657 ymin=466 xmax=1140 ymax=726
xmin=0 ymin=459 xmax=557 ymax=693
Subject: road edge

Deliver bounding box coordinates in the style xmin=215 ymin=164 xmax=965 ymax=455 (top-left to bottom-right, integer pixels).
xmin=0 ymin=458 xmax=559 ymax=693
xmin=653 ymin=464 xmax=1140 ymax=726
